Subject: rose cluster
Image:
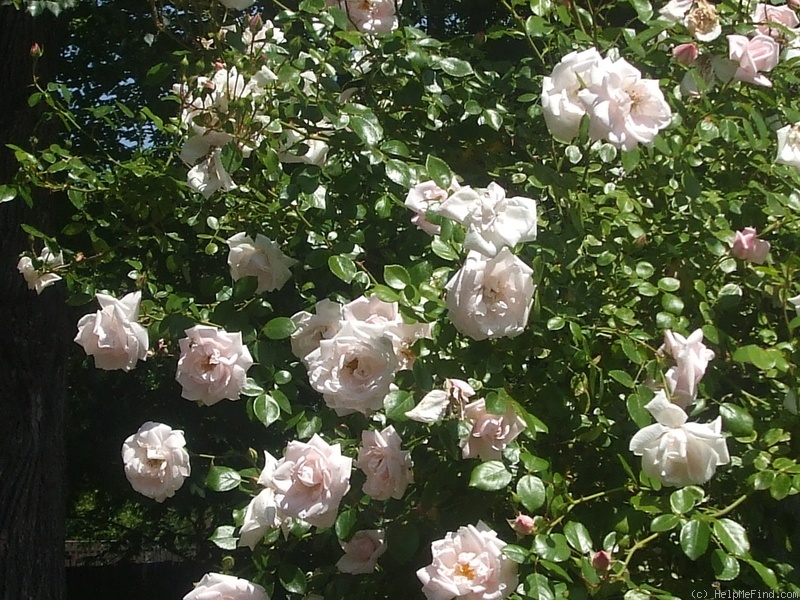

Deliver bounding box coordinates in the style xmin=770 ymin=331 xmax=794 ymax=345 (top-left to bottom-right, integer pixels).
xmin=541 ymin=47 xmax=673 ymax=149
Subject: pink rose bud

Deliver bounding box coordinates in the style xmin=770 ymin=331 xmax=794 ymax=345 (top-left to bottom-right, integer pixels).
xmin=30 ymin=43 xmax=43 ymax=58
xmin=213 ymin=61 xmax=225 ymax=71
xmin=512 ymin=514 xmax=535 ymax=536
xmin=790 ymin=0 xmax=800 ymax=8
xmin=591 ymin=550 xmax=612 ymax=571
xmin=731 ymin=227 xmax=771 ymax=264
xmin=249 ymin=13 xmax=263 ymax=32
xmin=672 ymin=43 xmax=699 ymax=65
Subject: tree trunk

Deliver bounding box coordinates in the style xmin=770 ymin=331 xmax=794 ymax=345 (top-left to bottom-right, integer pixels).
xmin=0 ymin=7 xmax=69 ymax=600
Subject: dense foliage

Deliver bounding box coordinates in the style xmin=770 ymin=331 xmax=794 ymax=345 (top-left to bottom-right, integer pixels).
xmin=7 ymin=0 xmax=800 ymax=597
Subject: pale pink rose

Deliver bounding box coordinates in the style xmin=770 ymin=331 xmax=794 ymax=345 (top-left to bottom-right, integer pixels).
xmin=306 ymin=320 xmax=398 ymax=416
xmin=684 ymin=0 xmax=722 ymax=42
xmin=437 ymin=182 xmax=537 ymax=257
xmin=226 ymin=232 xmax=297 ymax=293
xmin=270 ymin=434 xmax=352 ymax=528
xmin=672 ymin=42 xmax=699 ymax=65
xmin=290 ymin=299 xmax=345 ymax=363
xmin=175 ymin=325 xmax=253 ymax=405
xmin=238 ymin=488 xmax=281 ymax=550
xmin=776 ymin=122 xmax=800 ymax=170
xmin=752 ymin=3 xmax=799 ymax=38
xmin=404 ymin=179 xmax=459 ymax=235
xmin=660 ymin=328 xmax=715 ymax=408
xmin=343 ymin=295 xmax=400 ymax=325
xmin=217 ymin=0 xmax=255 ymax=10
xmin=731 ymin=227 xmax=771 ymax=264
xmin=541 ymin=48 xmax=604 ymax=141
xmin=629 ymin=391 xmax=729 ymax=487
xmin=591 ymin=550 xmax=613 ymax=571
xmin=511 ymin=514 xmax=535 ymax=536
xmin=75 ymin=291 xmax=149 ymax=372
xmin=578 ymin=57 xmax=673 ymax=150
xmin=121 ymin=422 xmax=190 ymax=503
xmin=337 ymin=530 xmax=387 ymax=574
xmin=17 ymin=247 xmax=63 ymax=294
xmin=416 ymin=522 xmax=518 ymax=600
xmin=327 ymin=0 xmax=400 ymax=33
xmin=659 ymin=0 xmax=693 ymax=22
xmin=183 ymin=573 xmax=268 ymax=600
xmin=727 ymin=34 xmax=780 ymax=87
xmin=446 ymin=249 xmax=535 ymax=341
xmin=460 ymin=399 xmax=526 ymax=461
xmin=187 ymin=148 xmax=237 ymax=198
xmin=355 ymin=426 xmax=413 ymax=500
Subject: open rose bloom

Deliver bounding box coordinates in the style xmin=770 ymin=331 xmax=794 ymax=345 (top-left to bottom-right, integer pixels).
xmin=417 ymin=522 xmax=518 ymax=600
xmin=460 ymin=399 xmax=527 ymax=461
xmin=731 ymin=227 xmax=771 ymax=264
xmin=122 ymin=422 xmax=190 ymax=502
xmin=74 ymin=291 xmax=149 ymax=372
xmin=326 ymin=0 xmax=401 ymax=33
xmin=355 ymin=425 xmax=414 ymax=500
xmin=175 ymin=325 xmax=254 ymax=405
xmin=776 ymin=122 xmax=800 ymax=170
xmin=226 ymin=232 xmax=297 ymax=293
xmin=337 ymin=529 xmax=387 ymax=574
xmin=629 ymin=391 xmax=729 ymax=487
xmin=183 ymin=573 xmax=269 ymax=600
xmin=17 ymin=247 xmax=63 ymax=294
xmin=269 ymin=434 xmax=352 ymax=528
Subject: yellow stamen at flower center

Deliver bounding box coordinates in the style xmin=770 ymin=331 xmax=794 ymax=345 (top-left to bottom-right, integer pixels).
xmin=147 ymin=457 xmax=164 ymax=469
xmin=454 ymin=561 xmax=476 ymax=580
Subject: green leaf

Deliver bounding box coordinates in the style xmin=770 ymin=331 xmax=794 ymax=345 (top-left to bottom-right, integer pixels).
xmin=517 ymin=475 xmax=546 ymax=511
xmin=532 ymin=534 xmax=571 ymax=562
xmin=209 ymin=525 xmax=238 ymax=550
xmin=744 ymin=558 xmax=779 ymax=589
xmin=679 ymin=519 xmax=710 ymax=560
xmin=470 ymin=461 xmax=512 ymax=491
xmin=770 ymin=473 xmax=793 ymax=500
xmin=628 ymin=0 xmax=653 ymax=21
xmin=546 ymin=316 xmax=565 ymax=331
xmin=719 ymin=403 xmax=754 ymax=437
xmin=713 ymin=518 xmax=750 ymax=556
xmin=431 ymin=237 xmax=458 ymax=261
xmin=241 ymin=378 xmax=264 ymax=397
xmin=384 ymin=390 xmax=414 ymax=421
xmin=425 ymin=154 xmax=452 ymax=188
xmin=670 ymin=486 xmax=704 ymax=514
xmin=437 ymin=56 xmax=473 ymax=77
xmin=328 ymin=255 xmax=357 ymax=283
xmin=484 ymin=391 xmax=507 ymax=415
xmin=657 ymin=277 xmax=681 ymax=292
xmin=384 ymin=264 xmax=411 ymax=290
xmin=0 ymin=184 xmax=17 ymax=204
xmin=335 ymin=508 xmax=357 ymax=540
xmin=502 ymin=544 xmax=529 ymax=563
xmin=650 ymin=514 xmax=680 ymax=532
xmin=253 ymin=394 xmax=281 ymax=428
xmin=525 ymin=573 xmax=554 ymax=600
xmin=278 ymin=564 xmax=307 ymax=594
xmin=564 ymin=521 xmax=593 ymax=554
xmin=732 ymin=344 xmax=775 ymax=371
xmin=711 ymin=549 xmax=740 ymax=580
xmin=263 ymin=317 xmax=297 ymax=340
xmin=385 ymin=158 xmax=413 ymax=187
xmin=609 ymin=370 xmax=635 ymax=388
xmin=206 ymin=466 xmax=242 ymax=492
xmin=349 ymin=114 xmax=383 ymax=145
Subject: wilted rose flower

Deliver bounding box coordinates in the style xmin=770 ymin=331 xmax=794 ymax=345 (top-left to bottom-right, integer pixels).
xmin=239 ymin=488 xmax=281 ymax=550
xmin=446 ymin=249 xmax=535 ymax=341
xmin=685 ymin=0 xmax=722 ymax=42
xmin=437 ymin=182 xmax=537 ymax=257
xmin=776 ymin=122 xmax=800 ymax=170
xmin=270 ymin=434 xmax=352 ymax=528
xmin=183 ymin=573 xmax=268 ymax=600
xmin=337 ymin=530 xmax=387 ymax=574
xmin=327 ymin=0 xmax=400 ymax=33
xmin=306 ymin=321 xmax=398 ymax=416
xmin=404 ymin=179 xmax=459 ymax=235
xmin=226 ymin=232 xmax=297 ymax=293
xmin=629 ymin=391 xmax=730 ymax=487
xmin=460 ymin=399 xmax=526 ymax=461
xmin=727 ymin=34 xmax=780 ymax=87
xmin=17 ymin=246 xmax=63 ymax=294
xmin=672 ymin=42 xmax=699 ymax=65
xmin=578 ymin=56 xmax=673 ymax=150
xmin=406 ymin=378 xmax=476 ymax=423
xmin=121 ymin=422 xmax=190 ymax=503
xmin=541 ymin=48 xmax=603 ymax=141
xmin=290 ymin=299 xmax=345 ymax=363
xmin=417 ymin=522 xmax=518 ymax=600
xmin=660 ymin=328 xmax=715 ymax=408
xmin=175 ymin=325 xmax=254 ymax=405
xmin=752 ymin=3 xmax=799 ymax=38
xmin=731 ymin=227 xmax=771 ymax=264
xmin=355 ymin=426 xmax=413 ymax=500
xmin=75 ymin=291 xmax=149 ymax=372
